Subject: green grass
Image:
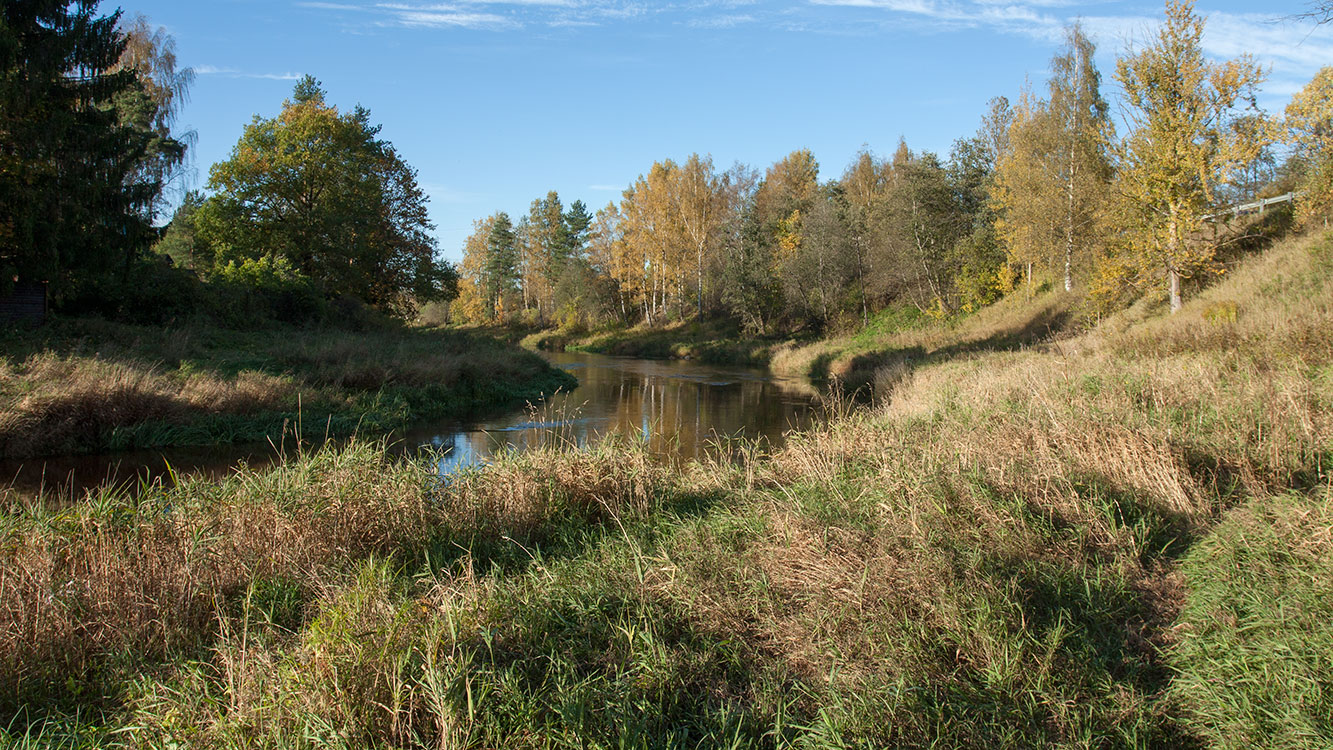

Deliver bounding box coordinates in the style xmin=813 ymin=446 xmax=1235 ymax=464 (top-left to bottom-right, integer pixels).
xmin=2 ymin=230 xmax=1331 ymax=747
xmin=1169 ymin=490 xmax=1333 ymax=750
xmin=525 ymin=319 xmax=799 ymax=367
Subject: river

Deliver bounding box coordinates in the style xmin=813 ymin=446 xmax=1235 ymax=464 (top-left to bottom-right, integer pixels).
xmin=1 ymin=352 xmax=822 ymax=501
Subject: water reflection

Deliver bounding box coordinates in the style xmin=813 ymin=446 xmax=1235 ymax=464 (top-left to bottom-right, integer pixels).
xmin=407 ymin=352 xmax=820 ymax=474
xmin=1 ymin=352 xmax=821 ymax=501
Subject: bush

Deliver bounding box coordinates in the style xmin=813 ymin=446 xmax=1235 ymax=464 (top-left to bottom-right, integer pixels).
xmin=416 ymin=300 xmax=451 ymax=327
xmin=55 ymin=254 xmax=204 ymax=326
xmin=204 ymin=255 xmax=325 ymax=327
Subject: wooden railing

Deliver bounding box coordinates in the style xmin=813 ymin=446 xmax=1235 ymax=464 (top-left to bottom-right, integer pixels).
xmin=1202 ymin=192 xmax=1297 ymax=222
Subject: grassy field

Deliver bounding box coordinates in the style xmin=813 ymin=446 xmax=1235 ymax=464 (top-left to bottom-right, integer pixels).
xmin=0 ymin=320 xmax=577 ymax=458
xmin=3 ymin=230 xmax=1330 ymax=748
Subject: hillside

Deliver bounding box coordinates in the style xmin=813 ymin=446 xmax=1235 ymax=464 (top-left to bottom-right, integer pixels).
xmin=3 ymin=230 xmax=1330 ymax=748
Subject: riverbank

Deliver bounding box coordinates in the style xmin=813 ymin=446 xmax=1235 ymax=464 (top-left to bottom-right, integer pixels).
xmin=522 ymin=319 xmax=788 ymax=367
xmin=5 ymin=230 xmax=1331 ymax=747
xmin=523 ymin=292 xmax=1081 ymax=395
xmin=0 ymin=320 xmax=577 ymax=458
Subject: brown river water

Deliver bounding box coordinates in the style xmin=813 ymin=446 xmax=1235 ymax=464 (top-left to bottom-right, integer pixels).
xmin=1 ymin=351 xmax=823 ymax=502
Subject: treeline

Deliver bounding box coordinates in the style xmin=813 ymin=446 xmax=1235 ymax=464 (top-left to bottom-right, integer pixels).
xmin=1 ymin=3 xmax=455 ymax=327
xmin=456 ymin=0 xmax=1332 ymax=332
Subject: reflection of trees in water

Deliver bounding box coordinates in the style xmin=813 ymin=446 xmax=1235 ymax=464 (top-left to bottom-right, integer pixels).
xmin=598 ymin=370 xmax=808 ymax=461
xmin=4 ymin=358 xmax=822 ymax=500
xmin=441 ymin=356 xmax=819 ymax=471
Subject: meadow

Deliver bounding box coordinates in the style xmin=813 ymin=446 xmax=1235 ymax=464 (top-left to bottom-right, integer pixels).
xmin=2 ymin=229 xmax=1330 ymax=748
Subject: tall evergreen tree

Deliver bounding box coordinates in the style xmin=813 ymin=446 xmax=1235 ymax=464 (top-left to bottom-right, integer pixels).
xmin=0 ymin=1 xmax=173 ymax=296
xmin=563 ymin=200 xmax=593 ymax=257
xmin=483 ymin=212 xmax=519 ymax=320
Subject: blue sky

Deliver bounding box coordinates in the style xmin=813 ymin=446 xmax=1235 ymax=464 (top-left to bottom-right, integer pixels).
xmin=125 ymin=0 xmax=1332 ymax=261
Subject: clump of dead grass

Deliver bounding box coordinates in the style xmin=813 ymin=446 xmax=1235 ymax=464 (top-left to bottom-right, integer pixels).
xmin=0 ymin=435 xmax=674 ymax=721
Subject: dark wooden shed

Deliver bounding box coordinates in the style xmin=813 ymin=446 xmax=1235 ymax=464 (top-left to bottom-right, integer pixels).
xmin=0 ymin=280 xmax=49 ymax=325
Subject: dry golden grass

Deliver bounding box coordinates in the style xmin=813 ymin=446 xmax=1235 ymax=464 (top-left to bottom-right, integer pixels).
xmin=768 ymin=289 xmax=1079 ymax=387
xmin=5 ymin=231 xmax=1330 ymax=747
xmin=0 ymin=322 xmax=573 ymax=458
xmin=0 ymin=436 xmax=674 ymax=717
xmin=0 ymin=354 xmax=299 ymax=457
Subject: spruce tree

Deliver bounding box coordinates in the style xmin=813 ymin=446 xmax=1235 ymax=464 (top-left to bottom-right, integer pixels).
xmin=0 ymin=0 xmax=167 ymax=296
xmin=483 ymin=212 xmax=519 ymax=320
xmin=563 ymin=200 xmax=593 ymax=258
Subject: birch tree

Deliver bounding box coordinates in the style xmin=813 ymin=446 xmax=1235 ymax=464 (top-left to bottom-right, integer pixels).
xmin=841 ymin=149 xmax=888 ymax=324
xmin=673 ymin=153 xmax=727 ymax=318
xmin=1115 ymin=0 xmax=1267 ymax=312
xmin=994 ymin=25 xmax=1112 ymax=293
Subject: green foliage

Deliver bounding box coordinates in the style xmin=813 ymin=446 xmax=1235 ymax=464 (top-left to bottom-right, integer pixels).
xmin=196 ymin=77 xmax=456 ymax=318
xmin=153 ymin=191 xmax=208 ymax=269
xmin=0 ymin=1 xmax=182 ymax=299
xmin=205 ymin=255 xmax=324 ymax=326
xmin=483 ymin=212 xmax=521 ymax=320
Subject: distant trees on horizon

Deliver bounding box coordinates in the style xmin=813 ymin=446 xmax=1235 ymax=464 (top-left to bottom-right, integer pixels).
xmin=5 ymin=0 xmax=1332 ymax=330
xmin=454 ymin=0 xmax=1328 ymax=332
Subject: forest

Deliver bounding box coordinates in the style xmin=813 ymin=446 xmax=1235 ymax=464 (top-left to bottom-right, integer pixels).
xmin=452 ymin=4 xmax=1330 ymax=334
xmin=3 ymin=1 xmax=1329 ymax=339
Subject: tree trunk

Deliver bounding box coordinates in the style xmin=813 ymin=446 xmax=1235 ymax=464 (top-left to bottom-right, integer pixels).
xmin=1167 ymin=207 xmax=1182 ymax=313
xmin=1169 ymin=267 xmax=1182 ymax=313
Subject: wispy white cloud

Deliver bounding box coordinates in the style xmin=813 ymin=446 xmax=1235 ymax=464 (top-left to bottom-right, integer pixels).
xmin=381 ymin=5 xmax=518 ymax=29
xmin=298 ymin=0 xmax=668 ymax=31
xmin=196 ymin=65 xmax=304 ymax=80
xmin=688 ymin=13 xmax=754 ymax=28
xmin=808 ymin=0 xmax=1064 ymax=39
xmin=804 ymin=0 xmax=1331 ymax=107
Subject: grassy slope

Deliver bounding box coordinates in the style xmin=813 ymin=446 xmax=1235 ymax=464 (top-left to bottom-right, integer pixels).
xmin=0 ymin=320 xmax=578 ymax=458
xmin=3 ymin=231 xmax=1331 ymax=748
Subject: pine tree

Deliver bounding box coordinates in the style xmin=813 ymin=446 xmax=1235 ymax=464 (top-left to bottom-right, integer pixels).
xmin=563 ymin=200 xmax=593 ymax=257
